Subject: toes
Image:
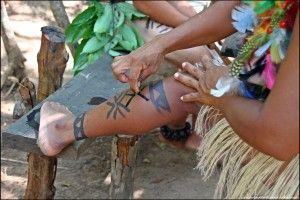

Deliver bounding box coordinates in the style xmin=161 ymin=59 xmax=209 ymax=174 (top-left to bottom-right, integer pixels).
xmin=41 ymin=101 xmax=52 ymax=114
xmin=49 ymin=102 xmax=72 ymax=113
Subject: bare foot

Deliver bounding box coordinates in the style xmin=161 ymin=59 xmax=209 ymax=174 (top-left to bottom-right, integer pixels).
xmin=38 ymin=101 xmax=75 ymax=157
xmin=158 ymin=132 xmax=202 ymax=151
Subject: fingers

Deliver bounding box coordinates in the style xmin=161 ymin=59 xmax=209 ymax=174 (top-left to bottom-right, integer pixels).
xmin=111 ymin=56 xmax=130 ymax=83
xmin=139 ymin=66 xmax=155 ymax=81
xmin=112 ymin=55 xmax=125 ymax=65
xmin=201 ymin=55 xmax=214 ymax=70
xmin=128 ymin=66 xmax=142 ymax=93
xmin=182 ymin=62 xmax=202 ymax=79
xmin=112 ymin=66 xmax=129 ymax=83
xmin=180 ymin=92 xmax=201 ymax=102
xmin=174 ymin=72 xmax=199 ymax=90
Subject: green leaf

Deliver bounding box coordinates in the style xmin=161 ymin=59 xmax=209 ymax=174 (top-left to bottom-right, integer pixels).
xmin=116 ymin=3 xmax=146 ymax=20
xmin=73 ymin=52 xmax=88 ymax=71
xmin=112 ymin=45 xmax=125 ymax=51
xmin=82 ymin=36 xmax=101 ymax=53
xmin=82 ymin=35 xmax=111 ymax=54
xmin=115 ymin=10 xmax=125 ymax=28
xmin=93 ymin=3 xmax=113 ymax=33
xmin=74 ymin=39 xmax=88 ymax=64
xmin=120 ymin=24 xmax=137 ymax=48
xmin=72 ymin=6 xmax=96 ymax=25
xmin=108 ymin=49 xmax=122 ymax=57
xmin=88 ymin=49 xmax=104 ymax=64
xmin=94 ymin=2 xmax=104 ymax=16
xmin=73 ymin=62 xmax=88 ymax=76
xmin=119 ymin=40 xmax=133 ymax=51
xmin=82 ymin=25 xmax=94 ymax=39
xmin=65 ymin=24 xmax=80 ymax=43
xmin=104 ymin=36 xmax=118 ymax=52
xmin=129 ymin=23 xmax=144 ymax=47
xmin=132 ymin=12 xmax=146 ymax=18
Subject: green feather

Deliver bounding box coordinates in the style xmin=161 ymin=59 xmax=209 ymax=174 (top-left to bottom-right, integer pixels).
xmin=254 ymin=1 xmax=275 ymax=14
xmin=230 ymin=33 xmax=268 ymax=76
xmin=270 ymin=42 xmax=281 ymax=64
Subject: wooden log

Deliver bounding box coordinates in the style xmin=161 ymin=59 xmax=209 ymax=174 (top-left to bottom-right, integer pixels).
xmin=36 ymin=26 xmax=69 ymax=99
xmin=109 ymin=135 xmax=139 ymax=199
xmin=24 ymin=25 xmax=68 ymax=199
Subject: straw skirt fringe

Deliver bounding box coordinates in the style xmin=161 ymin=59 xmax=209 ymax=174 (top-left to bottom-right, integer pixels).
xmin=195 ymin=106 xmax=299 ymax=199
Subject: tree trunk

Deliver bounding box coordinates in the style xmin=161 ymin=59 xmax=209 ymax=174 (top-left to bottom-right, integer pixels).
xmin=1 ymin=0 xmax=26 ymax=88
xmin=49 ymin=1 xmax=76 ymax=58
xmin=24 ymin=25 xmax=69 ymax=199
xmin=109 ymin=135 xmax=139 ymax=199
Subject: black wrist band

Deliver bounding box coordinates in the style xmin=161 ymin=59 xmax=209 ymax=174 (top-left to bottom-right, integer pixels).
xmin=73 ymin=113 xmax=88 ymax=140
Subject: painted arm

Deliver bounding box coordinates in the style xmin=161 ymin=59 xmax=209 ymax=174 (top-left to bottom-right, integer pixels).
xmin=132 ymin=1 xmax=189 ymax=27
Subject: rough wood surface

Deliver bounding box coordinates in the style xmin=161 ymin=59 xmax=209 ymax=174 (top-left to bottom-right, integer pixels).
xmin=13 ymin=78 xmax=37 ymax=119
xmin=24 ymin=154 xmax=57 ymax=199
xmin=24 ymin=25 xmax=69 ymax=199
xmin=37 ymin=26 xmax=68 ymax=100
xmin=109 ymin=135 xmax=139 ymax=199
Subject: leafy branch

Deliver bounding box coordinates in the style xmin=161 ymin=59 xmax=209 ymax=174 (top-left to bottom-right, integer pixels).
xmin=65 ymin=1 xmax=147 ymax=76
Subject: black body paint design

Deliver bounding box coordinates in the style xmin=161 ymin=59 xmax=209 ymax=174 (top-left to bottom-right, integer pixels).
xmin=88 ymin=97 xmax=107 ymax=105
xmin=148 ymin=80 xmax=171 ymax=113
xmin=73 ymin=112 xmax=87 ymax=140
xmin=106 ymin=86 xmax=148 ymax=119
xmin=106 ymin=94 xmax=130 ymax=119
xmin=124 ymin=86 xmax=149 ymax=107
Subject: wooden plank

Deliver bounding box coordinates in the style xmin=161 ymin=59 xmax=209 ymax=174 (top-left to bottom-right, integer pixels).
xmin=2 ymin=54 xmax=128 ymax=159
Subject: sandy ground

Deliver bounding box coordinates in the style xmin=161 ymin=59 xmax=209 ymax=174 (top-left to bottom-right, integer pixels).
xmin=1 ymin=1 xmax=218 ymax=199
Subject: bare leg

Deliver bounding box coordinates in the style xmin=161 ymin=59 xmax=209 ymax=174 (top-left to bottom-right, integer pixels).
xmin=38 ymin=77 xmax=200 ymax=156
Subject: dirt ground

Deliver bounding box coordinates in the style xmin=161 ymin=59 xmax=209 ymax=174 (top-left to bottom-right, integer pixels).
xmin=1 ymin=1 xmax=218 ymax=199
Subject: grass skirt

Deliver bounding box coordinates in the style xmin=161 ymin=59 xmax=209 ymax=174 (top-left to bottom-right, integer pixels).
xmin=195 ymin=106 xmax=299 ymax=199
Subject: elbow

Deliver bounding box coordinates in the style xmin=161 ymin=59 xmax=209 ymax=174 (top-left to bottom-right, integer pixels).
xmin=267 ymin=142 xmax=299 ymax=161
xmin=258 ymin=127 xmax=299 ymax=161
xmin=268 ymin=147 xmax=298 ymax=162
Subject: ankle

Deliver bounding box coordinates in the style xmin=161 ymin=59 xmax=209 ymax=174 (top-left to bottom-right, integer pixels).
xmin=55 ymin=120 xmax=76 ymax=143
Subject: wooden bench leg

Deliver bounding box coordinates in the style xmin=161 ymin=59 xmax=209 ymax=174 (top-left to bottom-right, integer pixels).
xmin=109 ymin=135 xmax=139 ymax=199
xmin=24 ymin=154 xmax=57 ymax=199
xmin=23 ymin=25 xmax=68 ymax=199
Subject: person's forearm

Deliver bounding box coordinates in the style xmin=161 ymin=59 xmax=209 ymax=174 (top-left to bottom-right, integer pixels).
xmin=133 ymin=1 xmax=189 ymax=27
xmin=212 ymin=16 xmax=299 ymax=161
xmin=157 ymin=1 xmax=239 ymax=55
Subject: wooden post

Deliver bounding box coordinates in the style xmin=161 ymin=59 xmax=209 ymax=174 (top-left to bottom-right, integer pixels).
xmin=109 ymin=135 xmax=139 ymax=199
xmin=24 ymin=26 xmax=68 ymax=199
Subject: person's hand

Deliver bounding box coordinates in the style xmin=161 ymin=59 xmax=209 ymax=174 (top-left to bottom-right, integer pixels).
xmin=174 ymin=55 xmax=229 ymax=106
xmin=111 ymin=39 xmax=165 ymax=93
